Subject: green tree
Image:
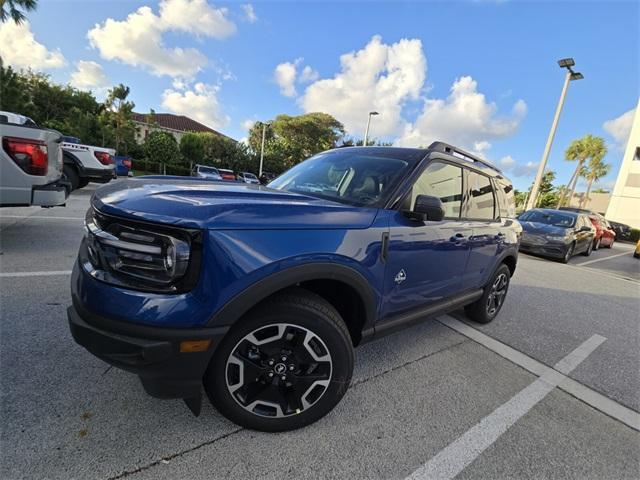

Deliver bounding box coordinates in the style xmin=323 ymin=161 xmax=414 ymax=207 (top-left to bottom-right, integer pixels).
xmin=248 ymin=113 xmax=345 ymax=172
xmin=104 ymin=84 xmax=136 ymax=154
xmin=579 ymin=158 xmax=611 ymax=208
xmin=557 ymin=134 xmax=607 ymax=207
xmin=535 ymin=170 xmax=559 ymax=208
xmin=144 ymin=131 xmax=180 ymax=166
xmin=180 ymin=132 xmax=205 ymax=166
xmin=1 ymin=0 xmax=37 ymax=24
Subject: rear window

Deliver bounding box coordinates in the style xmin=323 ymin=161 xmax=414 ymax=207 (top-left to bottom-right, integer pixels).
xmin=199 ymin=166 xmax=218 ymax=174
xmin=466 ymin=171 xmax=496 ymax=220
xmin=496 ymin=177 xmax=516 ymax=218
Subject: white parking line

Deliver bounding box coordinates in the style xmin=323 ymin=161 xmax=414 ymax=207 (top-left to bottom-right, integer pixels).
xmin=0 ymin=215 xmax=83 ymax=221
xmin=575 ymin=250 xmax=633 ymax=266
xmin=438 ymin=315 xmax=639 ymax=430
xmin=0 ymin=270 xmax=72 ymax=278
xmin=406 ymin=333 xmax=607 ymax=480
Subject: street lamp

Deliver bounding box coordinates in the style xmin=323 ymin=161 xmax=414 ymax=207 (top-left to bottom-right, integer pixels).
xmin=258 ymin=121 xmax=271 ymax=177
xmin=363 ymin=111 xmax=379 ymax=146
xmin=525 ymin=58 xmax=583 ymax=211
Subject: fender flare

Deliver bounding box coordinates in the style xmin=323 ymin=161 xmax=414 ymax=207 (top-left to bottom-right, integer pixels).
xmin=206 ymin=262 xmax=378 ymax=330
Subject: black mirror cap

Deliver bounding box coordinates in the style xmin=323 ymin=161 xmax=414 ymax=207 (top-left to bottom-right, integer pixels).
xmin=580 ymin=226 xmax=592 ymax=232
xmin=412 ymin=195 xmax=445 ymax=221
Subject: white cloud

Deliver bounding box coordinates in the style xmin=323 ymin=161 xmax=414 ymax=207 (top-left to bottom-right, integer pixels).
xmin=241 ymin=4 xmax=258 ymax=23
xmin=70 ymin=61 xmax=110 ymax=90
xmin=274 ymin=60 xmax=300 ymax=97
xmin=88 ymin=0 xmax=235 ymax=78
xmin=603 ymin=106 xmax=636 ymax=148
xmin=241 ymin=119 xmax=256 ymax=131
xmin=0 ymin=20 xmax=66 ymax=70
xmin=397 ymin=76 xmax=526 ymax=149
xmin=161 ymin=82 xmax=230 ymax=129
xmin=300 ymin=35 xmax=426 ymax=137
xmin=499 ymin=155 xmax=537 ymax=178
xmin=300 ymin=65 xmax=319 ymax=83
xmin=159 ymin=0 xmax=236 ymax=37
xmin=499 ymin=155 xmax=515 ymax=169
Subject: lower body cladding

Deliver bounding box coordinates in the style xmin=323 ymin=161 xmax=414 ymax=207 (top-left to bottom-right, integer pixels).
xmin=67 ymin=301 xmax=228 ymax=415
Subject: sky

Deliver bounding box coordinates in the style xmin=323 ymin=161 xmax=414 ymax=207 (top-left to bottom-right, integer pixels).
xmin=0 ymin=0 xmax=638 ymax=191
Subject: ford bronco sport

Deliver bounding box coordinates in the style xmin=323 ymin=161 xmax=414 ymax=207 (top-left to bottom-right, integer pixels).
xmin=68 ymin=142 xmax=521 ymax=431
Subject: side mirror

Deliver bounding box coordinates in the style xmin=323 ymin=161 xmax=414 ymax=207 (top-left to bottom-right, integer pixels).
xmin=405 ymin=195 xmax=445 ymax=222
xmin=579 ymin=226 xmax=592 ymax=232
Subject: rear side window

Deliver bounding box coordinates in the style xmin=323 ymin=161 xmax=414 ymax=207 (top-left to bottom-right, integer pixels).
xmin=496 ymin=177 xmax=516 ymax=218
xmin=408 ymin=162 xmax=463 ymax=218
xmin=467 ymin=171 xmax=496 ymax=220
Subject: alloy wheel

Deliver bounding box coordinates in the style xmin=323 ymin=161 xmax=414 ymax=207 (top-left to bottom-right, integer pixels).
xmin=225 ymin=323 xmax=333 ymax=418
xmin=486 ymin=273 xmax=508 ymax=316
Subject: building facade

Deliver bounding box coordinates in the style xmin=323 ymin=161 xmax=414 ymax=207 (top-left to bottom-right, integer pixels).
xmin=606 ymin=105 xmax=640 ymax=228
xmin=131 ymin=113 xmax=235 ymax=145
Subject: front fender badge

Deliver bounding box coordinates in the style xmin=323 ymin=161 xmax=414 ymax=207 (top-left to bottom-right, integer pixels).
xmin=394 ymin=269 xmax=407 ymax=285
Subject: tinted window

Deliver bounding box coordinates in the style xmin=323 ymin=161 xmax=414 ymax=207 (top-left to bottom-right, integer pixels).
xmin=270 ymin=149 xmax=422 ymax=207
xmin=496 ymin=177 xmax=516 ymax=218
xmin=467 ymin=171 xmax=496 ymax=220
xmin=408 ymin=162 xmax=462 ymax=218
xmin=520 ymin=210 xmax=576 ymax=227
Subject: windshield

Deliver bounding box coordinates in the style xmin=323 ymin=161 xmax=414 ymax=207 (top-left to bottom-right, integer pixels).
xmin=520 ymin=210 xmax=576 ymax=228
xmin=199 ymin=167 xmax=218 ymax=174
xmin=244 ymin=173 xmax=257 ymax=180
xmin=269 ymin=148 xmax=422 ymax=206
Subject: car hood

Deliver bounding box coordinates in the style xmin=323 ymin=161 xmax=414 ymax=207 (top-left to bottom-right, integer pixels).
xmin=92 ymin=177 xmax=378 ymax=230
xmin=520 ymin=221 xmax=570 ymax=236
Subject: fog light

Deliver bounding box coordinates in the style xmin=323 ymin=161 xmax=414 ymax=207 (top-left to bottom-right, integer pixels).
xmin=180 ymin=340 xmax=211 ymax=353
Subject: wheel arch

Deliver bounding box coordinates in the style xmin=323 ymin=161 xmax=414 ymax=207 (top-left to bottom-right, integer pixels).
xmin=207 ymin=263 xmax=378 ymax=346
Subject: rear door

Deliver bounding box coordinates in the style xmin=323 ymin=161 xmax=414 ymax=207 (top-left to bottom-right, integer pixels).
xmin=461 ymin=169 xmax=501 ymax=290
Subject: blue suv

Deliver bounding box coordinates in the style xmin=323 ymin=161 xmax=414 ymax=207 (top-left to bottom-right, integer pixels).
xmin=68 ymin=142 xmax=521 ymax=431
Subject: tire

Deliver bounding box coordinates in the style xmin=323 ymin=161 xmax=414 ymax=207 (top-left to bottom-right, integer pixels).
xmin=464 ymin=264 xmax=511 ymax=324
xmin=78 ymin=178 xmax=90 ymax=189
xmin=606 ymin=239 xmax=614 ymax=249
xmin=560 ymin=243 xmax=575 ymax=264
xmin=582 ymin=239 xmax=593 ymax=256
xmin=204 ymin=289 xmax=354 ymax=432
xmin=62 ymin=165 xmax=79 ymax=191
xmin=593 ymin=238 xmax=601 ymax=250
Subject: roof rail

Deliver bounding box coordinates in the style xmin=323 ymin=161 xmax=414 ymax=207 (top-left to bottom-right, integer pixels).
xmin=428 ymin=141 xmax=502 ymax=173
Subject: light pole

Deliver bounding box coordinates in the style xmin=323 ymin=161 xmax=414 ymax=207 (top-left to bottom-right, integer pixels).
xmin=525 ymin=59 xmax=583 ymax=211
xmin=363 ymin=111 xmax=379 ymax=146
xmin=258 ymin=121 xmax=271 ymax=177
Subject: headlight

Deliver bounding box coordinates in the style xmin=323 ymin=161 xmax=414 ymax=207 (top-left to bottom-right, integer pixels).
xmin=544 ymin=234 xmax=567 ymax=242
xmin=82 ymin=208 xmax=202 ymax=293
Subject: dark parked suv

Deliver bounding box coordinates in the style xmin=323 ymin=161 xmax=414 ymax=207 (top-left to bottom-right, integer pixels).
xmin=68 ymin=142 xmax=521 ymax=431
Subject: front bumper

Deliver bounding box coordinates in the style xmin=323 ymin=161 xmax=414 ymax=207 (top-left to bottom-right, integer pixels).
xmin=68 ymin=301 xmax=228 ymax=401
xmin=519 ymin=242 xmax=568 ymax=258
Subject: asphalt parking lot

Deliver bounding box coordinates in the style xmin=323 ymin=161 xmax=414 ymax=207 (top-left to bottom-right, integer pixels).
xmin=1 ymin=183 xmax=639 ymax=480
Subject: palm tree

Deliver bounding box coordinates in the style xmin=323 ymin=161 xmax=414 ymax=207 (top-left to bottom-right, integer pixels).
xmin=0 ymin=0 xmax=37 ymax=24
xmin=579 ymin=158 xmax=611 ymax=208
xmin=556 ymin=134 xmax=607 ymax=208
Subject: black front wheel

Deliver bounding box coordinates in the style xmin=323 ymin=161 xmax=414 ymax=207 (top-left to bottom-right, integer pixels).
xmin=204 ymin=289 xmax=354 ymax=432
xmin=465 ymin=264 xmax=511 ymax=324
xmin=582 ymin=239 xmax=594 ymax=257
xmin=561 ymin=243 xmax=575 ymax=264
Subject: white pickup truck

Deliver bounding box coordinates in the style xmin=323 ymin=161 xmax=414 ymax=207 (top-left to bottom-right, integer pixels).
xmin=61 ymin=137 xmax=116 ymax=191
xmin=0 ymin=111 xmax=69 ymax=207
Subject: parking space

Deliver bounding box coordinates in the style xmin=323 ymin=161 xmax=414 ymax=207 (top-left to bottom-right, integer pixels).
xmin=1 ymin=186 xmax=638 ymax=480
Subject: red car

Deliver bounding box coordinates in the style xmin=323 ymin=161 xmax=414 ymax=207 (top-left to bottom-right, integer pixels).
xmin=218 ymin=168 xmax=236 ymax=181
xmin=588 ymin=214 xmax=616 ymax=249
